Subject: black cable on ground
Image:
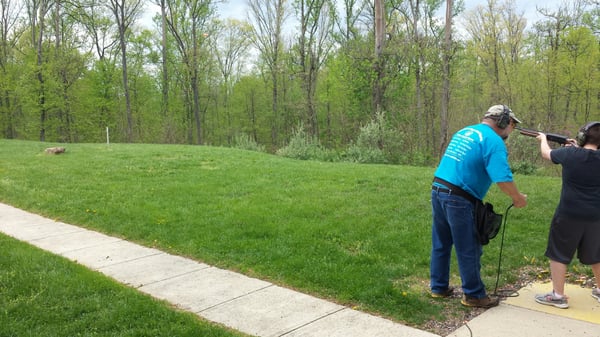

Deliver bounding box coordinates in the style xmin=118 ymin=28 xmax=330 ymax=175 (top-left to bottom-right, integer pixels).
xmin=492 ymin=204 xmax=520 ymax=298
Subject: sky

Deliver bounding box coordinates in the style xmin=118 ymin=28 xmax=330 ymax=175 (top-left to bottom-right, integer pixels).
xmin=142 ymin=0 xmax=567 ymax=31
xmin=215 ymin=0 xmax=566 ymax=23
xmin=461 ymin=0 xmax=565 ymax=26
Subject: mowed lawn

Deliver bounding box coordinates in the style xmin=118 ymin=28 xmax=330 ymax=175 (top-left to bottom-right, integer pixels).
xmin=0 ymin=139 xmax=577 ymax=334
xmin=0 ymin=234 xmax=251 ymax=337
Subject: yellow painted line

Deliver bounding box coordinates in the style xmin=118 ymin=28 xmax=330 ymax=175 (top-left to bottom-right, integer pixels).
xmin=504 ymin=282 xmax=600 ymax=324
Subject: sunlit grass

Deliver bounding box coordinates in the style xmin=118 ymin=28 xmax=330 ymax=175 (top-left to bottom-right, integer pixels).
xmin=0 ymin=234 xmax=249 ymax=337
xmin=0 ymin=139 xmax=585 ymax=330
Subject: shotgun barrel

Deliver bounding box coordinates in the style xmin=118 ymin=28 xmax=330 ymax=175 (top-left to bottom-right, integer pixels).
xmin=516 ymin=127 xmax=569 ymax=145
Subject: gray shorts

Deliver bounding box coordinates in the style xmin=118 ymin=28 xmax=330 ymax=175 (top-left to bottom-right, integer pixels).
xmin=545 ymin=214 xmax=600 ymax=265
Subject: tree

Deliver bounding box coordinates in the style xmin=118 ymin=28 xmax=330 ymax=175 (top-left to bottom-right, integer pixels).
xmin=148 ymin=0 xmax=185 ymax=143
xmin=163 ymin=0 xmax=214 ymax=144
xmin=0 ymin=0 xmax=22 ymax=138
xmin=211 ymin=18 xmax=252 ymax=143
xmin=25 ymin=0 xmax=53 ymax=141
xmin=463 ymin=0 xmax=526 ymax=113
xmin=373 ymin=0 xmax=384 ymax=113
xmin=556 ymin=27 xmax=599 ymax=123
xmin=71 ymin=0 xmax=121 ymax=142
xmin=530 ymin=0 xmax=589 ymax=124
xmin=107 ymin=0 xmax=144 ymax=142
xmin=390 ymin=0 xmax=444 ymax=152
xmin=247 ymin=0 xmax=289 ymax=145
xmin=332 ymin=0 xmax=367 ymax=45
xmin=440 ymin=0 xmax=453 ymax=156
xmin=293 ymin=0 xmax=334 ymax=137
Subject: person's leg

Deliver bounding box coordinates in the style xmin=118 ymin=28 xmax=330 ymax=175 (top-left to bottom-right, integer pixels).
xmin=430 ymin=191 xmax=453 ymax=294
xmin=577 ymin=218 xmax=600 ymax=301
xmin=535 ymin=214 xmax=573 ymax=308
xmin=592 ymin=263 xmax=600 ymax=287
xmin=591 ymin=263 xmax=600 ymax=301
xmin=550 ymin=259 xmax=568 ymax=296
xmin=446 ymin=199 xmax=486 ymax=298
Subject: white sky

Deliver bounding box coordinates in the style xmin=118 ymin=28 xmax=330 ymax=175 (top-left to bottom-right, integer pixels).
xmin=216 ymin=0 xmax=566 ymax=22
xmin=142 ymin=0 xmax=568 ymax=30
xmin=462 ymin=0 xmax=566 ymax=25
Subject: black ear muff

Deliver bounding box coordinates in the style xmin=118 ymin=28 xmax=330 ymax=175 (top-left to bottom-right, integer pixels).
xmin=496 ymin=105 xmax=511 ymax=129
xmin=576 ymin=121 xmax=600 ymax=146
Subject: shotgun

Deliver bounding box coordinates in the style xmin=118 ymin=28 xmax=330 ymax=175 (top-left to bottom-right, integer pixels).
xmin=516 ymin=127 xmax=569 ymax=145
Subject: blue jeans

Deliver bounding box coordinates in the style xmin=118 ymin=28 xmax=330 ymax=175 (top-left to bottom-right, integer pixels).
xmin=430 ymin=189 xmax=487 ymax=298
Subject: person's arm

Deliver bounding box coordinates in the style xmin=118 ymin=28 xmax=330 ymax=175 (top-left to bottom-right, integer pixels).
xmin=496 ymin=181 xmax=527 ymax=208
xmin=536 ymin=133 xmax=552 ymax=160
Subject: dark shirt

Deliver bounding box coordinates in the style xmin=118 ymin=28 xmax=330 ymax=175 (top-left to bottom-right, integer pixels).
xmin=551 ymin=147 xmax=600 ymax=220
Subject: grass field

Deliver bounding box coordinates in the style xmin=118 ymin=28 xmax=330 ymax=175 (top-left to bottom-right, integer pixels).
xmin=0 ymin=139 xmax=589 ymax=335
xmin=0 ymin=234 xmax=250 ymax=337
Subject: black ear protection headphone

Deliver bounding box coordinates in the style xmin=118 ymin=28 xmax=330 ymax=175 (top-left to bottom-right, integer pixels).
xmin=576 ymin=121 xmax=600 ymax=146
xmin=496 ymin=105 xmax=512 ymax=129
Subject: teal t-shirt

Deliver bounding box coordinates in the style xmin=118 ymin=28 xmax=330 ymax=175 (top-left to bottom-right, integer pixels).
xmin=434 ymin=123 xmax=513 ymax=200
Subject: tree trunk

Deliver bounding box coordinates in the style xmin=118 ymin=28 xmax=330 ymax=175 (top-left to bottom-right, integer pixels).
xmin=440 ymin=0 xmax=453 ymax=157
xmin=32 ymin=0 xmax=50 ymax=142
xmin=109 ymin=0 xmax=142 ymax=143
xmin=373 ymin=0 xmax=384 ymax=115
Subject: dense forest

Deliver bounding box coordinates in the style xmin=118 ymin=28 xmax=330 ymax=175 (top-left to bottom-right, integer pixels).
xmin=0 ymin=0 xmax=599 ymax=165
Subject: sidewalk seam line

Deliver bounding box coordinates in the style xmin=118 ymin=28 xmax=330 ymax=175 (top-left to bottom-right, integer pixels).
xmin=277 ymin=307 xmax=347 ymax=337
xmin=197 ymin=283 xmax=275 ymax=313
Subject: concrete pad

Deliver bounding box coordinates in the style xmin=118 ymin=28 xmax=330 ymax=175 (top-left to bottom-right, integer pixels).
xmin=29 ymin=229 xmax=122 ymax=254
xmin=60 ymin=240 xmax=163 ymax=269
xmin=283 ymin=308 xmax=440 ymax=337
xmin=201 ymin=285 xmax=346 ymax=337
xmin=0 ymin=219 xmax=84 ymax=241
xmin=447 ymin=304 xmax=600 ymax=337
xmin=99 ymin=253 xmax=210 ymax=288
xmin=504 ymin=282 xmax=600 ymax=324
xmin=139 ymin=267 xmax=272 ymax=312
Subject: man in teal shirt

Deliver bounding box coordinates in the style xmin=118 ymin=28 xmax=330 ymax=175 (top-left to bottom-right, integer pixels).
xmin=430 ymin=105 xmax=527 ymax=308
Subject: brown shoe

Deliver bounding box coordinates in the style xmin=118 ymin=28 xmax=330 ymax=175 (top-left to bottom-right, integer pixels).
xmin=431 ymin=287 xmax=455 ymax=298
xmin=461 ymin=295 xmax=499 ymax=308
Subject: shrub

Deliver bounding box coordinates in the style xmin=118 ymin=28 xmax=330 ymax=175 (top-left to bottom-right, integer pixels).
xmin=277 ymin=124 xmax=338 ymax=161
xmin=342 ymin=111 xmax=405 ymax=164
xmin=511 ymin=161 xmax=538 ymax=175
xmin=233 ymin=133 xmax=266 ymax=152
xmin=343 ymin=144 xmax=387 ymax=164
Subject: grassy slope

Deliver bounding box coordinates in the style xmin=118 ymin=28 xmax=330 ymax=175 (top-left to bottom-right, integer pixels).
xmin=0 ymin=139 xmax=574 ymax=330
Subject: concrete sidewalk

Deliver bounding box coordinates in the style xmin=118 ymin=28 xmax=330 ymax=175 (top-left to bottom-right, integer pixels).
xmin=1 ymin=202 xmax=598 ymax=337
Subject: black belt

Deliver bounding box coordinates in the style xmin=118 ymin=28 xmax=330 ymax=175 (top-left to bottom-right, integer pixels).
xmin=432 ymin=177 xmax=478 ymax=204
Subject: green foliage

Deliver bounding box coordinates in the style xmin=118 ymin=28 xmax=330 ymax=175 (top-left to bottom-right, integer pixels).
xmin=1 ymin=0 xmax=600 ymax=174
xmin=276 ymin=123 xmax=338 ymax=161
xmin=233 ymin=133 xmax=266 ymax=152
xmin=505 ymin=131 xmax=567 ymax=175
xmin=342 ymin=144 xmax=387 ymax=164
xmin=342 ymin=111 xmax=406 ymax=164
xmin=510 ymin=161 xmax=537 ymax=175
xmin=506 ymin=133 xmax=541 ymax=167
xmin=342 ymin=116 xmax=387 ymax=164
xmin=404 ymin=150 xmax=437 ymax=167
